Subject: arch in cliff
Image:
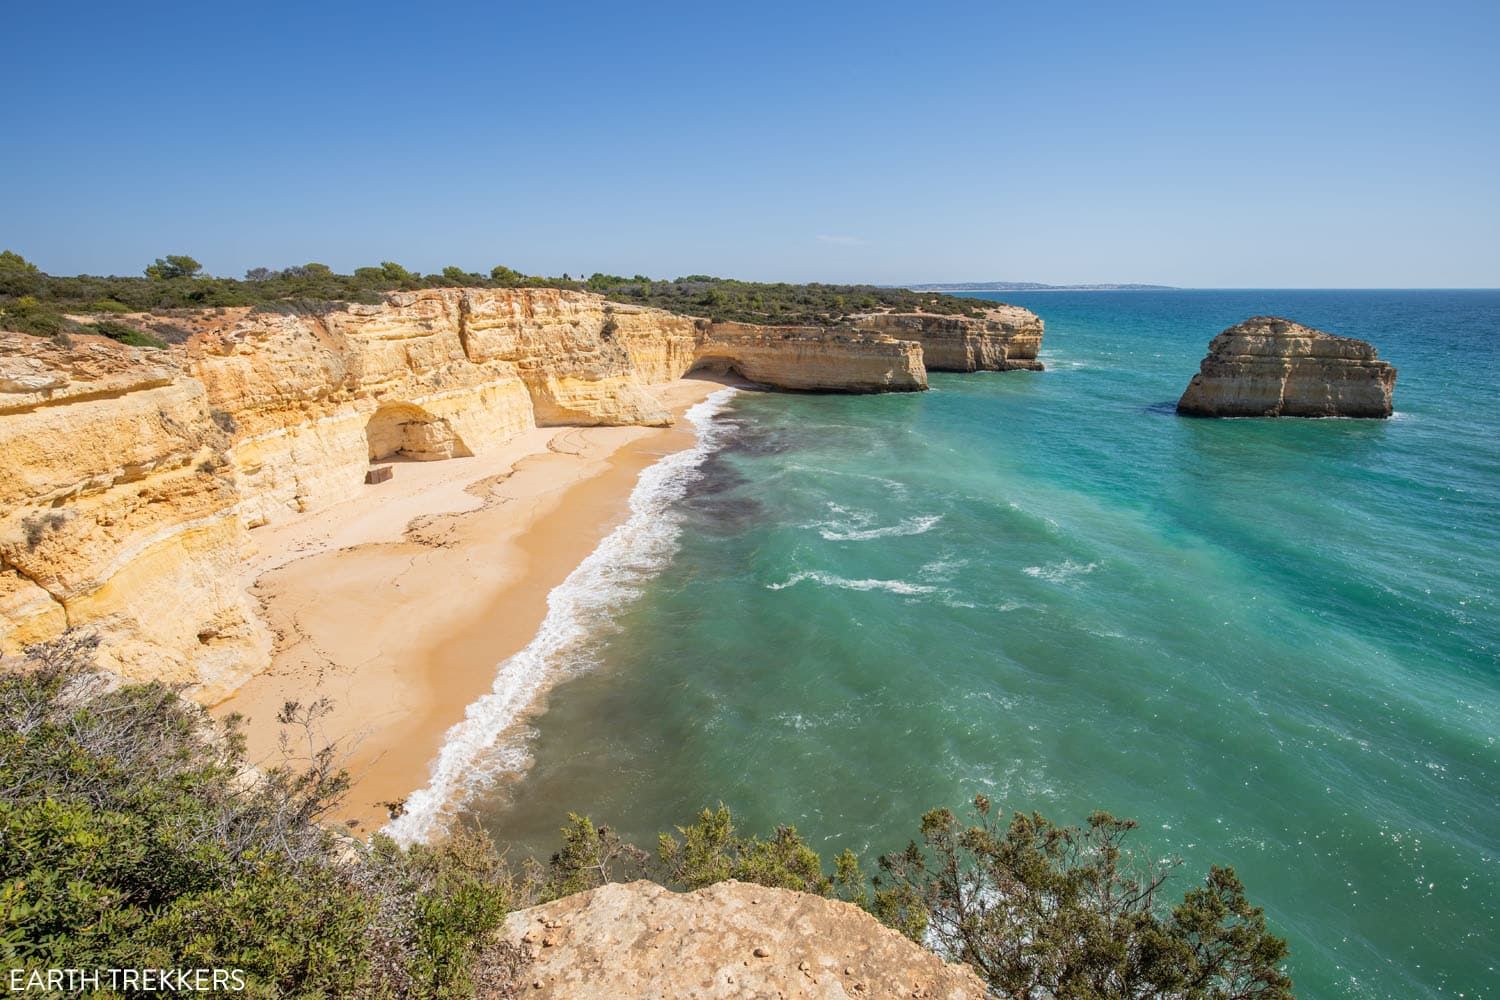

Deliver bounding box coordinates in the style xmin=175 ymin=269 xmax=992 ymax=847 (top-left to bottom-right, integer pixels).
xmin=365 ymin=403 xmax=473 ymax=462
xmin=686 ymin=353 xmax=747 ymax=380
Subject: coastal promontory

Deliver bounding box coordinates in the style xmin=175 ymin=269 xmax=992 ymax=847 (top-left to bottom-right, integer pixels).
xmin=0 ymin=285 xmax=1042 ymax=698
xmin=1176 ymin=316 xmax=1396 ymax=418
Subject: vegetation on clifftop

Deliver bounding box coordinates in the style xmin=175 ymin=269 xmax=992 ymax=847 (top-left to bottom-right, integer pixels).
xmin=0 ymin=637 xmax=517 ymax=999
xmin=0 ymin=639 xmax=1293 ymax=998
xmin=0 ymin=250 xmax=996 ymax=346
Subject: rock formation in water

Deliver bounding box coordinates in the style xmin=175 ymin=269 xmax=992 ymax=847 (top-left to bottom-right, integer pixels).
xmin=696 ymin=322 xmax=926 ymax=391
xmin=0 ymin=288 xmax=1037 ymax=696
xmin=851 ymin=302 xmax=1045 ymax=371
xmin=1176 ymin=316 xmax=1396 ymax=418
xmin=499 ymin=879 xmax=986 ymax=999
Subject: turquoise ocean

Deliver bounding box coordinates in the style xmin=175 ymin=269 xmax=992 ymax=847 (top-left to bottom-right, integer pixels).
xmin=461 ymin=290 xmax=1498 ymax=999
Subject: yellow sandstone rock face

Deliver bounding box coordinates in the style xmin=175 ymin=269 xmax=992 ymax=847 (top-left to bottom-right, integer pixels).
xmin=0 ymin=334 xmax=264 ymax=699
xmin=1177 ymin=316 xmax=1396 ymax=418
xmin=851 ymin=303 xmax=1046 ymax=372
xmin=698 ymin=323 xmax=928 ymax=391
xmin=184 ymin=292 xmax=540 ymax=526
xmin=0 ymin=289 xmax=1041 ymax=696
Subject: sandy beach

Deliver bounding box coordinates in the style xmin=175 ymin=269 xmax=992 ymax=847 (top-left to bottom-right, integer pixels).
xmin=214 ymin=377 xmax=730 ymax=833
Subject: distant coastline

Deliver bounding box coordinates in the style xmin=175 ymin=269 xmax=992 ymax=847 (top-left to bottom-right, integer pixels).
xmin=903 ymin=281 xmax=1178 ymax=292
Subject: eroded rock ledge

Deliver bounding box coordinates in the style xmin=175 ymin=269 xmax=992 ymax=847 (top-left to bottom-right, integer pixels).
xmin=499 ymin=879 xmax=985 ymax=999
xmin=851 ymin=303 xmax=1045 ymax=372
xmin=0 ymin=289 xmax=1042 ymax=696
xmin=1177 ymin=316 xmax=1396 ymax=418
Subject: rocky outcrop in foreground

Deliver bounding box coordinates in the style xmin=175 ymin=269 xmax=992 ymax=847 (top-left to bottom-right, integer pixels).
xmin=1177 ymin=316 xmax=1396 ymax=418
xmin=499 ymin=879 xmax=985 ymax=999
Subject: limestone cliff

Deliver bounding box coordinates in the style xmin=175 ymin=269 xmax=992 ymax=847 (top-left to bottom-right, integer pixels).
xmin=851 ymin=302 xmax=1045 ymax=372
xmin=499 ymin=879 xmax=986 ymax=999
xmin=0 ymin=334 xmax=264 ymax=699
xmin=1177 ymin=316 xmax=1396 ymax=418
xmin=699 ymin=323 xmax=927 ymax=392
xmin=0 ymin=288 xmax=1038 ymax=696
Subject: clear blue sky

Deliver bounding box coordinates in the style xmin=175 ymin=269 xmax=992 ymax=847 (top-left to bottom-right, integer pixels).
xmin=8 ymin=0 xmax=1497 ymax=287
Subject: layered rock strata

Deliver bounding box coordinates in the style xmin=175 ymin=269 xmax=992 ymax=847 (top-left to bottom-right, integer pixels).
xmin=1177 ymin=316 xmax=1396 ymax=418
xmin=499 ymin=879 xmax=986 ymax=999
xmin=0 ymin=335 xmax=263 ymax=698
xmin=851 ymin=302 xmax=1045 ymax=371
xmin=0 ymin=288 xmax=1039 ymax=695
xmin=697 ymin=323 xmax=927 ymax=392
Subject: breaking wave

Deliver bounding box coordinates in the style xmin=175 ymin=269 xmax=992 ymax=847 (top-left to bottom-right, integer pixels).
xmin=819 ymin=513 xmax=943 ymax=541
xmin=383 ymin=388 xmax=739 ymax=844
xmin=766 ymin=571 xmax=936 ymax=596
xmin=1022 ymin=559 xmax=1100 ymax=584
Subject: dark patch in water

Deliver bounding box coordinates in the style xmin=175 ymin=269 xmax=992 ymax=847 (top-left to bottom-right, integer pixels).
xmin=717 ymin=420 xmax=796 ymax=457
xmin=681 ymin=451 xmax=762 ymax=532
xmin=684 ymin=494 xmax=763 ymax=533
xmin=1144 ymin=401 xmax=1179 ymax=416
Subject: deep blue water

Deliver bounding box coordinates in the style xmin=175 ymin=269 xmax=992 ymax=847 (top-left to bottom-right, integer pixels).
xmin=475 ymin=290 xmax=1499 ymax=999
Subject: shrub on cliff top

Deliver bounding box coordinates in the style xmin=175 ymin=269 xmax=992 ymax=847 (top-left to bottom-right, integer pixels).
xmin=873 ymin=795 xmax=1294 ymax=1000
xmin=0 ymin=250 xmax=41 ymax=297
xmin=144 ymin=254 xmax=203 ymax=280
xmin=0 ymin=295 xmax=63 ymax=337
xmin=6 ymin=250 xmax=1002 ymax=326
xmin=86 ymin=319 xmax=168 ymax=349
xmin=0 ymin=636 xmax=514 ymax=999
xmin=658 ymin=804 xmax=867 ymax=904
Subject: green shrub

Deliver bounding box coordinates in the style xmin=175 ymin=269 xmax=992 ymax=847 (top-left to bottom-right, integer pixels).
xmin=440 ymin=266 xmax=484 ymax=286
xmin=86 ymin=298 xmax=132 ymax=313
xmin=657 ymin=804 xmax=865 ymax=902
xmin=540 ymin=814 xmax=649 ymax=901
xmin=359 ymin=827 xmax=516 ymax=998
xmin=144 ymin=255 xmax=202 ymax=280
xmin=0 ymin=295 xmax=63 ymax=337
xmin=872 ymin=795 xmax=1294 ymax=1000
xmin=0 ymin=250 xmax=42 ymax=297
xmin=6 ymin=251 xmax=1000 ymax=328
xmin=0 ymin=638 xmax=514 ymax=999
xmin=86 ymin=320 xmax=168 ymax=349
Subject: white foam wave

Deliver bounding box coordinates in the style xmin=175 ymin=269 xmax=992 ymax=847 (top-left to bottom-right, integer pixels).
xmin=766 ymin=571 xmax=935 ymax=596
xmin=824 ymin=501 xmax=874 ymax=528
xmin=382 ymin=388 xmax=739 ymax=845
xmin=920 ymin=556 xmax=967 ymax=579
xmin=819 ymin=514 xmax=942 ymax=541
xmin=1022 ymin=559 xmax=1099 ymax=584
xmin=1037 ymin=351 xmax=1088 ymax=371
xmin=786 ymin=466 xmax=911 ymax=495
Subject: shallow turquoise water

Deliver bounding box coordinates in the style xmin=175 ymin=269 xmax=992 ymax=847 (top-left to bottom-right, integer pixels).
xmin=474 ymin=291 xmax=1499 ymax=999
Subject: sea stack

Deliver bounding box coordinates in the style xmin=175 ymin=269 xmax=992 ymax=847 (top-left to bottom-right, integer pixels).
xmin=1176 ymin=316 xmax=1396 ymax=418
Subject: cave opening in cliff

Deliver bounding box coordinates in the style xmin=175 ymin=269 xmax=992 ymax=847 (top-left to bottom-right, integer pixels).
xmin=365 ymin=403 xmax=473 ymax=463
xmin=688 ymin=355 xmax=747 ymax=381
